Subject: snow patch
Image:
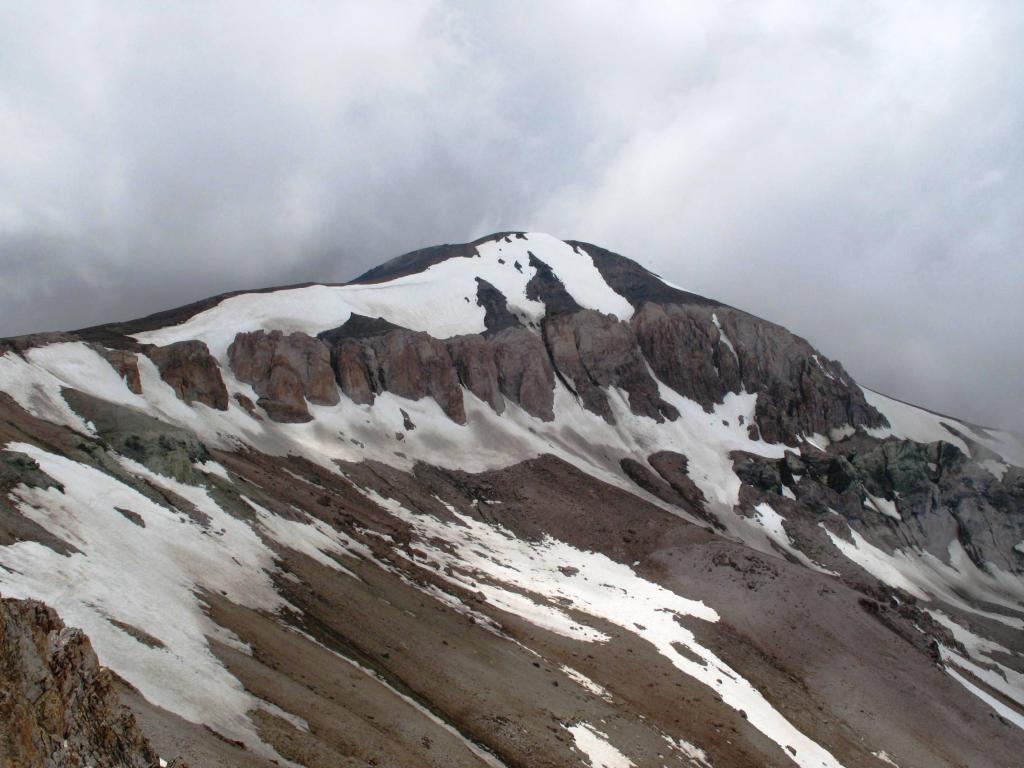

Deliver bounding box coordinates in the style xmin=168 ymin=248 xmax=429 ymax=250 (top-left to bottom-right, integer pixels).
xmin=0 ymin=442 xmax=300 ymax=762
xmin=358 ymin=488 xmax=847 ymax=768
xmin=566 ymin=723 xmax=634 ymax=768
xmin=560 ymin=664 xmax=613 ymax=701
xmin=866 ymin=494 xmax=901 ymax=521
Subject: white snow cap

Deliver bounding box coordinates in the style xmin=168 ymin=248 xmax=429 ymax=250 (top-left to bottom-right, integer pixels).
xmin=133 ymin=233 xmax=640 ymax=361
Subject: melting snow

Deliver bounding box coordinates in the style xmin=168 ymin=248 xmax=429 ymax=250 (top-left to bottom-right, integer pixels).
xmin=865 ymin=494 xmax=901 ymax=521
xmin=663 ymin=734 xmax=712 ymax=767
xmin=560 ymin=664 xmax=613 ymax=701
xmin=0 ymin=442 xmax=349 ymax=762
xmin=566 ymin=723 xmax=634 ymax=768
xmin=944 ymin=666 xmax=1024 ymax=732
xmin=360 ymin=489 xmax=847 ymax=768
xmin=711 ymin=313 xmax=737 ymax=361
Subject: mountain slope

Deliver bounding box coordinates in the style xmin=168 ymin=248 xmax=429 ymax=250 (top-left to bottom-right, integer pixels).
xmin=0 ymin=232 xmax=1022 ymax=767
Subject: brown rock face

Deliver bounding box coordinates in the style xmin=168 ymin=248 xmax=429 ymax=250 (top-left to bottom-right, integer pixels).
xmin=543 ymin=310 xmax=678 ymax=423
xmin=324 ymin=329 xmax=467 ymax=424
xmin=632 ymin=303 xmax=885 ymax=444
xmin=331 ymin=338 xmax=378 ymax=406
xmin=144 ymin=341 xmax=228 ymax=411
xmin=0 ymin=597 xmax=159 ymax=768
xmin=370 ymin=331 xmax=466 ymax=424
xmin=447 ymin=334 xmax=504 ymax=413
xmin=447 ymin=327 xmax=556 ymax=421
xmin=227 ymin=331 xmax=338 ymax=423
xmin=93 ymin=346 xmax=143 ymax=395
xmin=490 ymin=327 xmax=556 ymax=421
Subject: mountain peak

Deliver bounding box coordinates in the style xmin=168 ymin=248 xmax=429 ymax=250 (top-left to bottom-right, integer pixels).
xmin=1 ymin=233 xmax=1023 ymax=768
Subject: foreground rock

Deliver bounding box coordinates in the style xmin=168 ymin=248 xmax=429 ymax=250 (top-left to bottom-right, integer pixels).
xmin=0 ymin=597 xmax=160 ymax=768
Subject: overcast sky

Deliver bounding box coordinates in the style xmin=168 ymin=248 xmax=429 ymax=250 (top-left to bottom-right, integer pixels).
xmin=1 ymin=1 xmax=1021 ymax=431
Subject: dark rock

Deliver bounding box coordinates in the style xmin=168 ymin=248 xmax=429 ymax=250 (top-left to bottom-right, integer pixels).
xmin=620 ymin=458 xmax=690 ymax=508
xmin=317 ymin=314 xmax=404 ymax=345
xmin=401 ymin=409 xmax=416 ymax=431
xmin=0 ymin=597 xmax=160 ymax=768
xmin=115 ymin=507 xmax=145 ymax=528
xmin=0 ymin=451 xmax=78 ymax=556
xmin=525 ymin=253 xmax=582 ymax=316
xmin=144 ymin=341 xmax=228 ymax=411
xmin=632 ymin=302 xmax=885 ymax=444
xmin=543 ymin=310 xmax=677 ymax=423
xmin=647 ymin=451 xmax=709 ymax=514
xmin=568 ymin=241 xmax=721 ymax=309
xmin=349 ymin=232 xmax=519 ymax=284
xmin=475 ymin=278 xmax=521 ymax=335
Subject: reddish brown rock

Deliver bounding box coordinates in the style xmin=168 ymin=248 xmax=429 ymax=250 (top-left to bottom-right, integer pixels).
xmin=233 ymin=393 xmax=261 ymax=419
xmin=446 ymin=330 xmax=558 ymax=421
xmin=227 ymin=331 xmax=338 ymax=423
xmin=0 ymin=597 xmax=160 ymax=768
xmin=93 ymin=346 xmax=143 ymax=394
xmin=366 ymin=331 xmax=466 ymax=424
xmin=144 ymin=341 xmax=228 ymax=410
xmin=332 ymin=339 xmax=378 ymax=406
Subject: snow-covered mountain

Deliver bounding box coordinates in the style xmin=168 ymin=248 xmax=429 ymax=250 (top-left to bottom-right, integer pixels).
xmin=1 ymin=232 xmax=1022 ymax=768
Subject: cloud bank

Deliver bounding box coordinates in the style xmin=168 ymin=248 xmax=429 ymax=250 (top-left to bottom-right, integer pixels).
xmin=1 ymin=1 xmax=1021 ymax=429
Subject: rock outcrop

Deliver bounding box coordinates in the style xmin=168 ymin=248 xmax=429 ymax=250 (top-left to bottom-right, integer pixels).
xmin=448 ymin=326 xmax=556 ymax=421
xmin=632 ymin=303 xmax=885 ymax=443
xmin=735 ymin=431 xmax=1024 ymax=574
xmin=319 ymin=320 xmax=467 ymax=424
xmin=228 ymin=330 xmax=338 ymax=423
xmin=0 ymin=597 xmax=159 ymax=768
xmin=144 ymin=341 xmax=228 ymax=411
xmin=93 ymin=346 xmax=143 ymax=395
xmin=543 ymin=310 xmax=678 ymax=423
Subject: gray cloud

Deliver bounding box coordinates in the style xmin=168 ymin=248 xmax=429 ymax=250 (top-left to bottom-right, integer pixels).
xmin=1 ymin=1 xmax=1021 ymax=431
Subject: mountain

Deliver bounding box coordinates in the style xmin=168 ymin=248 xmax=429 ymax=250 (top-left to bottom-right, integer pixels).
xmin=0 ymin=231 xmax=1022 ymax=768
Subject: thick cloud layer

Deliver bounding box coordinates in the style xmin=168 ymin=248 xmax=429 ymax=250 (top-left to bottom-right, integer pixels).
xmin=1 ymin=1 xmax=1021 ymax=431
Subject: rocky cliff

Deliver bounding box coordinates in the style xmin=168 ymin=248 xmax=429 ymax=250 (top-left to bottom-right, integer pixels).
xmin=0 ymin=597 xmax=161 ymax=768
